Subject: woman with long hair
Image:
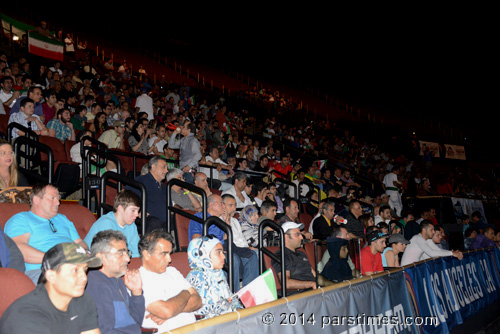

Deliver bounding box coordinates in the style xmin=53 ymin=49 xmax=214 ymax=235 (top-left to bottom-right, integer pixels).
xmin=0 ymin=140 xmax=28 ymax=190
xmin=128 ymin=122 xmax=153 ymax=155
xmin=90 ymin=111 xmax=107 ymax=138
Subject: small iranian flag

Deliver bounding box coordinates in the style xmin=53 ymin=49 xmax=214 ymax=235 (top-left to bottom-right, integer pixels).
xmin=236 ymin=269 xmax=277 ymax=308
xmin=28 ymin=31 xmax=64 ymax=61
xmin=315 ymin=159 xmax=327 ymax=170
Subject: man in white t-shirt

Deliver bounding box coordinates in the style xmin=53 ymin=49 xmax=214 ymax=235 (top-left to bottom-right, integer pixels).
xmin=134 ymin=88 xmax=154 ymax=120
xmin=221 ymin=172 xmax=253 ymax=209
xmin=0 ymin=76 xmax=19 ymax=114
xmin=139 ymin=230 xmax=202 ymax=332
xmin=148 ymin=124 xmax=168 ymax=155
xmin=383 ymin=166 xmax=402 ymax=216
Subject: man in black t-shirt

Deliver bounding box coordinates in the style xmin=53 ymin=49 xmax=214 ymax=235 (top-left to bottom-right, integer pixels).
xmin=0 ymin=242 xmax=102 ymax=334
xmin=272 ymin=222 xmax=317 ymax=293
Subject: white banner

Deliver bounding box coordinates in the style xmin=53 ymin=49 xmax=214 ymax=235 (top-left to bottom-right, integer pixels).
xmin=444 ymin=144 xmax=466 ymax=160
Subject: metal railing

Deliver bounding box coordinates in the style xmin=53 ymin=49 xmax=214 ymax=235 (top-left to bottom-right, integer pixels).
xmin=13 ymin=136 xmax=53 ymax=184
xmin=166 ymin=178 xmax=208 ymax=248
xmin=100 ymin=171 xmax=148 ymax=235
xmin=258 ymin=219 xmax=287 ymax=296
xmin=84 ymin=147 xmax=122 ymax=210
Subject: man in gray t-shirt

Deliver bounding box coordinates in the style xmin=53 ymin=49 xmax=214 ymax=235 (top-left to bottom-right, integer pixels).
xmin=167 ymin=168 xmax=202 ymax=212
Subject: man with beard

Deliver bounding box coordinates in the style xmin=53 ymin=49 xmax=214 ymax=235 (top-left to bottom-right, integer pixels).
xmin=47 ymin=108 xmax=75 ymax=143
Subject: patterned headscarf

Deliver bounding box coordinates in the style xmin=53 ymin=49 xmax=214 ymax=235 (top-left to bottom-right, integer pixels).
xmin=239 ymin=205 xmax=259 ymax=226
xmin=187 ymin=235 xmax=222 ymax=270
xmin=186 ymin=236 xmax=242 ymax=318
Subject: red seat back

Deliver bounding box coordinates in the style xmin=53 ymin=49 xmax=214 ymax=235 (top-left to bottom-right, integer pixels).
xmin=171 ymin=252 xmax=190 ymax=277
xmin=174 ymin=210 xmax=195 ymax=252
xmin=58 ymin=203 xmax=96 ymax=240
xmin=0 ymin=268 xmax=36 ymax=318
xmin=0 ymin=203 xmax=30 ymax=230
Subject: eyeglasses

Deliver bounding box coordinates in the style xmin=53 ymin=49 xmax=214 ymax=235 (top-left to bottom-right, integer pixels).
xmin=49 ymin=220 xmax=57 ymax=233
xmin=107 ymin=249 xmax=132 ymax=258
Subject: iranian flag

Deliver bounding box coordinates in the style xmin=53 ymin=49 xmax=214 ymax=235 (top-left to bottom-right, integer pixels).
xmin=315 ymin=159 xmax=327 ymax=170
xmin=28 ymin=31 xmax=64 ymax=61
xmin=1 ymin=14 xmax=34 ymax=39
xmin=236 ymin=269 xmax=277 ymax=308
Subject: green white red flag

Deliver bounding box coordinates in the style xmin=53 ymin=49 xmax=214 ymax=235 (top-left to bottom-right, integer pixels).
xmin=236 ymin=268 xmax=277 ymax=308
xmin=28 ymin=31 xmax=64 ymax=61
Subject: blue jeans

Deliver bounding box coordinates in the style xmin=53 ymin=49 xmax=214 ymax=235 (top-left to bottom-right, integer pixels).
xmin=232 ymin=250 xmax=259 ymax=290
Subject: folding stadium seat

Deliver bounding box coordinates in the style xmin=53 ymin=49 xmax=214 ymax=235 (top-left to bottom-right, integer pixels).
xmin=64 ymin=139 xmax=77 ymax=161
xmin=128 ymin=257 xmax=142 ymax=270
xmin=170 ymin=252 xmax=190 ymax=277
xmin=174 ymin=210 xmax=196 ymax=252
xmin=301 ymin=242 xmax=318 ymax=270
xmin=0 ymin=268 xmax=36 ymax=318
xmin=299 ymin=212 xmax=313 ymax=233
xmin=0 ymin=114 xmax=9 ymax=136
xmin=0 ymin=203 xmax=29 ymax=230
xmin=58 ymin=203 xmax=96 ymax=240
xmin=38 ymin=136 xmax=80 ymax=197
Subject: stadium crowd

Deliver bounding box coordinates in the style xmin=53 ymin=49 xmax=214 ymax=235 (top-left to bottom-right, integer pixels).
xmin=1 ymin=17 xmax=500 ymax=333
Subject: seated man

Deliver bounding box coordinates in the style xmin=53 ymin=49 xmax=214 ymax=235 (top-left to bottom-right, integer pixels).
xmin=4 ymin=183 xmax=89 ymax=283
xmin=98 ymin=119 xmax=126 ymax=150
xmin=221 ymin=171 xmax=253 ymax=209
xmin=470 ymin=226 xmax=496 ymax=250
xmin=138 ymin=230 xmax=202 ymax=332
xmin=277 ymin=197 xmax=313 ymax=240
xmin=46 ymin=108 xmax=75 ymax=143
xmin=86 ymin=230 xmax=145 ymax=334
xmin=166 ymin=168 xmax=202 ymax=212
xmin=0 ymin=242 xmax=102 ymax=333
xmin=401 ymin=220 xmax=463 ymax=266
xmin=311 ymin=201 xmax=336 ymax=241
xmin=272 ymin=222 xmax=317 ymax=293
xmin=192 ymin=171 xmax=213 ymax=207
xmin=127 ymin=155 xmax=168 ymax=233
xmin=360 ymin=230 xmax=388 ymax=276
xmin=197 ymin=145 xmax=234 ymax=191
xmin=84 ymin=189 xmax=142 ymax=257
xmin=8 ymin=97 xmax=49 ymax=139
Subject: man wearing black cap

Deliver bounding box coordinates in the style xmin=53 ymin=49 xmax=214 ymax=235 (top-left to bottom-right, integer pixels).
xmin=360 ymin=230 xmax=388 ymax=276
xmin=0 ymin=242 xmax=102 ymax=333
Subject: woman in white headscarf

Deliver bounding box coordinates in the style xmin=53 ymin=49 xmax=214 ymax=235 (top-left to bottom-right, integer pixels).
xmin=185 ymin=236 xmax=243 ymax=319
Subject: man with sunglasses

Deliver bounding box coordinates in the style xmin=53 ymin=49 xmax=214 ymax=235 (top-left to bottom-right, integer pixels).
xmin=4 ymin=183 xmax=88 ymax=284
xmin=86 ymin=230 xmax=145 ymax=334
xmin=272 ymin=222 xmax=317 ymax=293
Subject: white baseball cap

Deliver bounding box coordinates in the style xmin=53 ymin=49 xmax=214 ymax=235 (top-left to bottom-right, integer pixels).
xmin=281 ymin=221 xmax=304 ymax=233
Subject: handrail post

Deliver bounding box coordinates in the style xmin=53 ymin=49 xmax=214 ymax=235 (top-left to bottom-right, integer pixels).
xmin=259 ymin=219 xmax=287 ymax=296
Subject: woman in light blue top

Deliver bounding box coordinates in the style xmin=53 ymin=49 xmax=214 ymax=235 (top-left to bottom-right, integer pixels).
xmin=382 ymin=233 xmax=410 ymax=268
